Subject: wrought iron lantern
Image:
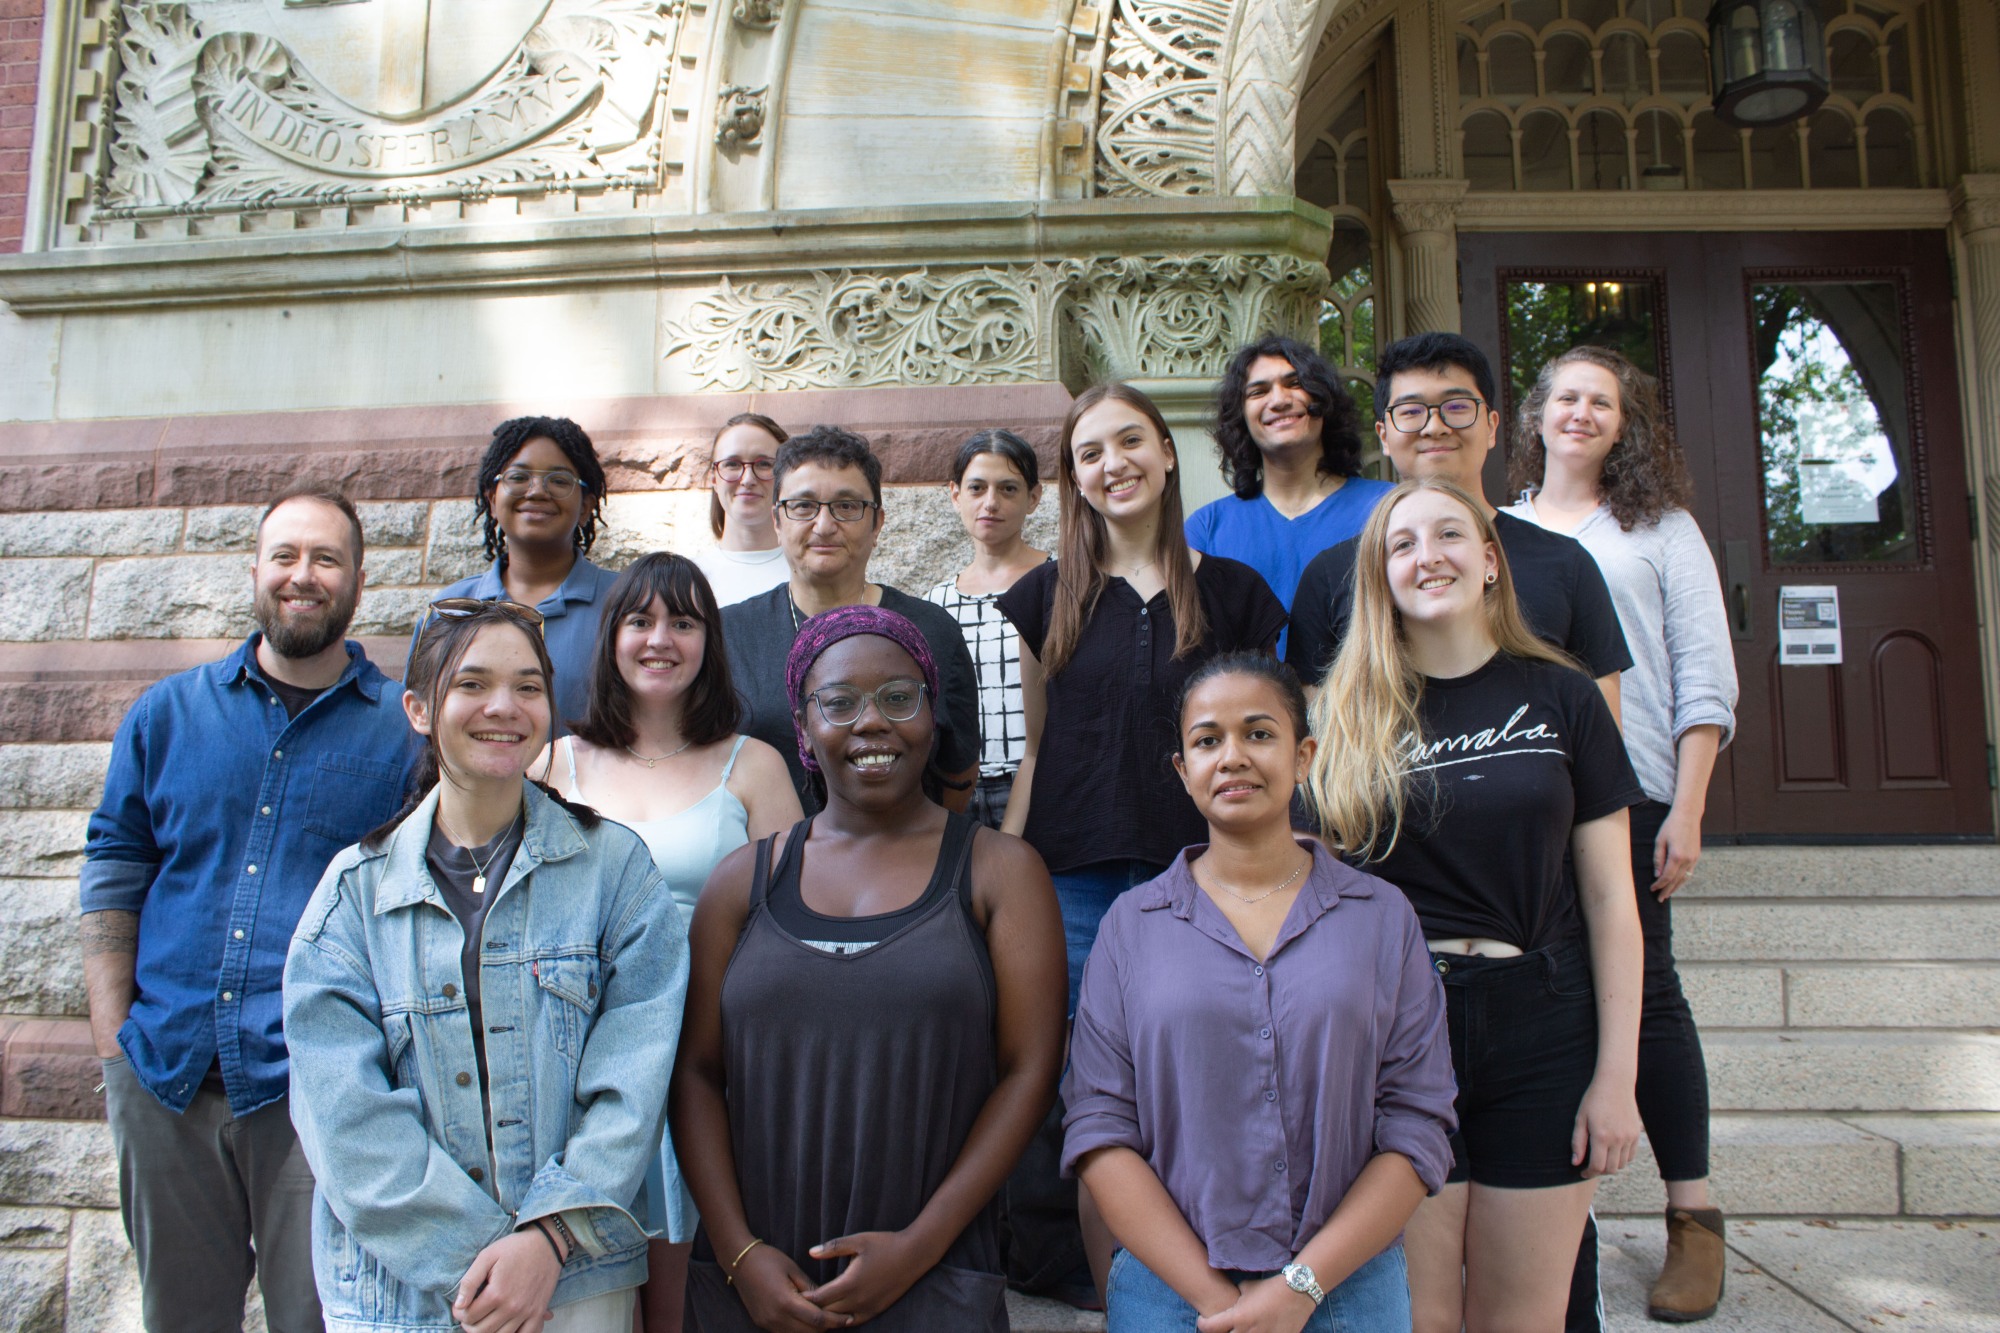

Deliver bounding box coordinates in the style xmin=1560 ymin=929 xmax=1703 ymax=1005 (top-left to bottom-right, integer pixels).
xmin=1708 ymin=0 xmax=1831 ymax=127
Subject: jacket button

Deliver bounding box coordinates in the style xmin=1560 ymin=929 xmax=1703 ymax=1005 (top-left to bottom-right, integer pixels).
xmin=587 ymin=983 xmax=598 ymax=998
xmin=469 ymin=1166 xmax=484 ymax=1182
xmin=443 ymin=983 xmax=458 ymax=999
xmin=456 ymin=1071 xmax=472 ymax=1087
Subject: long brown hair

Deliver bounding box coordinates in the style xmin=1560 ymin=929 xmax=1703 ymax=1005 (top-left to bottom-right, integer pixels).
xmin=1304 ymin=478 xmax=1578 ymax=860
xmin=570 ymin=553 xmax=742 ymax=750
xmin=1042 ymin=383 xmax=1206 ymax=675
xmin=1507 ymin=345 xmax=1692 ymax=531
xmin=707 ymin=412 xmax=788 ymax=539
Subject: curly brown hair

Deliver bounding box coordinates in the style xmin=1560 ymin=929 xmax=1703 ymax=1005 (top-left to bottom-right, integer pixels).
xmin=1508 ymin=345 xmax=1692 ymax=531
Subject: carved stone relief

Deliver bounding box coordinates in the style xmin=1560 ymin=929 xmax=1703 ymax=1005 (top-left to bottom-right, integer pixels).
xmin=75 ymin=1 xmax=682 ymax=236
xmin=1092 ymin=0 xmax=1228 ymax=197
xmin=662 ymin=254 xmax=1327 ymax=390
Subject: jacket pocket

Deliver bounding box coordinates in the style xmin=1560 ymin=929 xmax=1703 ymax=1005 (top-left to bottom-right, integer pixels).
xmin=533 ymin=954 xmax=600 ymax=1064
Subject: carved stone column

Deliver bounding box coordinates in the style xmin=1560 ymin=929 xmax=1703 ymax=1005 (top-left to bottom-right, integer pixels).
xmin=1388 ymin=178 xmax=1470 ymax=335
xmin=1951 ymin=174 xmax=2000 ymax=793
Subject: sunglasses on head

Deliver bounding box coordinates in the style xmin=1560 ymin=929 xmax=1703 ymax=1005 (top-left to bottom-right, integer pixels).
xmin=426 ymin=597 xmax=546 ymax=632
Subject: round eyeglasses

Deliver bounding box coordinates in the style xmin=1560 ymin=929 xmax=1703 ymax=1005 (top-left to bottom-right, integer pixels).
xmin=496 ymin=466 xmax=583 ymax=498
xmin=714 ymin=457 xmax=776 ymax=482
xmin=805 ymin=679 xmax=928 ymax=727
xmin=1385 ymin=398 xmax=1486 ymax=433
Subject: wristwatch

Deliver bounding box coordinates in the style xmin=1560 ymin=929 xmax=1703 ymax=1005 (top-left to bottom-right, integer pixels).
xmin=1281 ymin=1261 xmax=1325 ymax=1306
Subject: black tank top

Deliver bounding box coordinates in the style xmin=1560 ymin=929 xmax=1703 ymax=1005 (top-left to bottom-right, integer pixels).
xmin=686 ymin=812 xmax=1008 ymax=1332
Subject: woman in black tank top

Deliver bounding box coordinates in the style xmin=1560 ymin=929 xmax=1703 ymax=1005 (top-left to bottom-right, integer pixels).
xmin=672 ymin=607 xmax=1066 ymax=1332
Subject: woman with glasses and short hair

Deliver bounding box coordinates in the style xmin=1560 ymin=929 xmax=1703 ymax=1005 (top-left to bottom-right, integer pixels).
xmin=421 ymin=415 xmax=617 ymax=730
xmin=695 ymin=413 xmax=792 ymax=607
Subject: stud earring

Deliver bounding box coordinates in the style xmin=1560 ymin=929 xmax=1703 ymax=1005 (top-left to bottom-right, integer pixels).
xmin=1485 ymin=571 xmax=1497 ymax=584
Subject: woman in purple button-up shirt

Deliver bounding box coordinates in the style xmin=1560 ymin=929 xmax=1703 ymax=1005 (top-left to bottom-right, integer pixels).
xmin=1064 ymin=654 xmax=1456 ymax=1332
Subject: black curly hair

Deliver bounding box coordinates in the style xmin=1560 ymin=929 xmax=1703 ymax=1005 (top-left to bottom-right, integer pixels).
xmin=1212 ymin=335 xmax=1366 ymax=499
xmin=475 ymin=416 xmax=608 ymax=565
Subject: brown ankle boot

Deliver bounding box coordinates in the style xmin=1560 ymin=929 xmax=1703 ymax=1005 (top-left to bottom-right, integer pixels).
xmin=1648 ymin=1207 xmax=1726 ymax=1322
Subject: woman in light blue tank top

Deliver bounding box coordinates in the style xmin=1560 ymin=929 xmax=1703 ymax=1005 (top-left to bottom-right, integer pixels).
xmin=541 ymin=553 xmax=802 ymax=1333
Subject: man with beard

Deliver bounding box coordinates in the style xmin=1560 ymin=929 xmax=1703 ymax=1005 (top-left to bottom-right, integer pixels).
xmin=80 ymin=488 xmax=414 ymax=1333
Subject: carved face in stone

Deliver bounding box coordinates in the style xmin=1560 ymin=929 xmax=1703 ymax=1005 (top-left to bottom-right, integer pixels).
xmin=833 ymin=281 xmax=892 ymax=343
xmin=252 ymin=495 xmax=363 ymax=659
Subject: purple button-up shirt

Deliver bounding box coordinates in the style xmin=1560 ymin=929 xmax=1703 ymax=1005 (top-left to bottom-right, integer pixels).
xmin=1062 ymin=843 xmax=1457 ymax=1271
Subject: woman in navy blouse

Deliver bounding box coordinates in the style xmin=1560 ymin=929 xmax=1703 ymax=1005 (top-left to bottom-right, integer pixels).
xmin=1065 ymin=653 xmax=1455 ymax=1332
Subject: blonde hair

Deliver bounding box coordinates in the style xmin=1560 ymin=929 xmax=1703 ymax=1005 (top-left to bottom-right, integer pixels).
xmin=1304 ymin=478 xmax=1578 ymax=860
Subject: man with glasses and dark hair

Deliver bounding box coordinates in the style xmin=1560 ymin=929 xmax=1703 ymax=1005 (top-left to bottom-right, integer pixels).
xmin=80 ymin=488 xmax=415 ymax=1333
xmin=1286 ymin=332 xmax=1633 ymax=705
xmin=721 ymin=424 xmax=983 ymax=814
xmin=419 ymin=415 xmax=616 ymax=730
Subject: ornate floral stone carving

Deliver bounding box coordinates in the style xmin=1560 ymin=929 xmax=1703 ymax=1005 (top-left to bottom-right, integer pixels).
xmin=95 ymin=1 xmax=679 ymax=218
xmin=1093 ymin=0 xmax=1228 ymax=197
xmin=662 ymin=254 xmax=1328 ymax=391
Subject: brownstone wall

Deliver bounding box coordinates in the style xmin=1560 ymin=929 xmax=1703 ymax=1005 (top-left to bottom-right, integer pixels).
xmin=0 ymin=0 xmax=41 ymax=252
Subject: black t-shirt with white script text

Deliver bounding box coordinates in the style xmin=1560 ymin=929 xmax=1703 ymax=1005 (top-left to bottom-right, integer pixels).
xmin=1363 ymin=652 xmax=1642 ymax=950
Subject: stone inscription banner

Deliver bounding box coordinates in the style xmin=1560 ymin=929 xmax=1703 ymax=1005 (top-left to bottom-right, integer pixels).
xmin=102 ymin=1 xmax=676 ymax=213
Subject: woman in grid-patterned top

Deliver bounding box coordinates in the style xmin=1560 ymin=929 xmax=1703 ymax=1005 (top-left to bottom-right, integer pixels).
xmin=924 ymin=429 xmax=1049 ymax=831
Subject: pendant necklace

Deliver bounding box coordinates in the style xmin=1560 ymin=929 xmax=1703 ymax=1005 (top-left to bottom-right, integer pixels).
xmin=626 ymin=738 xmax=694 ymax=768
xmin=1203 ymin=854 xmax=1309 ymax=905
xmin=441 ymin=813 xmax=517 ymax=896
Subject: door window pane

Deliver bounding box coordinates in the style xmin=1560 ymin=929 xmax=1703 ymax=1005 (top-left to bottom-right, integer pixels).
xmin=1754 ymin=281 xmax=1917 ymax=564
xmin=1503 ymin=278 xmax=1662 ymax=424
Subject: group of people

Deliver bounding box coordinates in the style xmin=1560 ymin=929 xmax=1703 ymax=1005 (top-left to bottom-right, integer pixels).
xmin=80 ymin=327 xmax=1738 ymax=1333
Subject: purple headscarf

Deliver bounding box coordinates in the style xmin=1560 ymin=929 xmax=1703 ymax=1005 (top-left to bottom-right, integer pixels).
xmin=784 ymin=604 xmax=942 ymax=774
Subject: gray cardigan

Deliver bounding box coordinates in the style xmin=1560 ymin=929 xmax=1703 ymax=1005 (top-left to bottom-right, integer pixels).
xmin=1506 ymin=500 xmax=1739 ymax=806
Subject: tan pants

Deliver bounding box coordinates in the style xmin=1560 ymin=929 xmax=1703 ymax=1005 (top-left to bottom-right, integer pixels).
xmin=544 ymin=1285 xmax=638 ymax=1333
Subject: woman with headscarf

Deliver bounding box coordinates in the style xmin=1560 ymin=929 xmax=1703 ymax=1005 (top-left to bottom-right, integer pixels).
xmin=671 ymin=606 xmax=1067 ymax=1332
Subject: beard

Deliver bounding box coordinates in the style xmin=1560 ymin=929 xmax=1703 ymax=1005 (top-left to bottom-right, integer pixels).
xmin=256 ymin=582 xmax=358 ymax=659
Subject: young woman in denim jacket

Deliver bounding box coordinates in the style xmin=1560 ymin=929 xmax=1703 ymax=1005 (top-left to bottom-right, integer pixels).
xmin=285 ymin=600 xmax=689 ymax=1333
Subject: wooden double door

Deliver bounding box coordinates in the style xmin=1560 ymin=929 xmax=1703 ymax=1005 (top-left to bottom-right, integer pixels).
xmin=1460 ymin=229 xmax=1990 ymax=839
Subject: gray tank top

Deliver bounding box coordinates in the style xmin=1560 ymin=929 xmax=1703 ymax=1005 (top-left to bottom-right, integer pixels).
xmin=685 ymin=812 xmax=1008 ymax=1332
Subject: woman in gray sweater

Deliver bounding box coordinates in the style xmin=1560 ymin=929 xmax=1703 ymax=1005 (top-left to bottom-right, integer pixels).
xmin=1507 ymin=345 xmax=1739 ymax=1324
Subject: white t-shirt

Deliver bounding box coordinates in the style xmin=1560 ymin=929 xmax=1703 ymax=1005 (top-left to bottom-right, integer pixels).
xmin=693 ymin=545 xmax=789 ymax=607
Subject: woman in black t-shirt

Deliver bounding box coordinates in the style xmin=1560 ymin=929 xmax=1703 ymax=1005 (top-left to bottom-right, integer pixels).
xmin=1304 ymin=478 xmax=1644 ymax=1333
xmin=996 ymin=382 xmax=1286 ymax=1302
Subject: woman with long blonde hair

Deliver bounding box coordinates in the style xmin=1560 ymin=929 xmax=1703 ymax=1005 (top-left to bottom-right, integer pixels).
xmin=1307 ymin=477 xmax=1646 ymax=1333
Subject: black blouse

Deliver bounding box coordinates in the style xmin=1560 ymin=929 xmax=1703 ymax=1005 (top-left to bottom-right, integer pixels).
xmin=998 ymin=557 xmax=1286 ymax=873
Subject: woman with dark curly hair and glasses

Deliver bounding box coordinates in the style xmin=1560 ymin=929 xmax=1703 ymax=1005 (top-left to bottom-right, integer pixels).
xmin=1506 ymin=345 xmax=1738 ymax=1323
xmin=420 ymin=415 xmax=617 ymax=731
xmin=1187 ymin=336 xmax=1392 ymax=653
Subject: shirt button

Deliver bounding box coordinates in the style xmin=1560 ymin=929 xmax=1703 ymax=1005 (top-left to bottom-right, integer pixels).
xmin=273 ymin=749 xmax=283 ymax=759
xmin=1253 ymin=965 xmax=1265 ymax=977
xmin=443 ymin=983 xmax=458 ymax=999
xmin=1275 ymin=1160 xmax=1287 ymax=1173
xmin=1266 ymin=1089 xmax=1277 ymax=1102
xmin=456 ymin=1071 xmax=473 ymax=1087
xmin=246 ymin=864 xmax=258 ymax=875
xmin=1260 ymin=1026 xmax=1272 ymax=1040
xmin=261 ymin=807 xmax=272 ymax=816
xmin=469 ymin=1166 xmax=484 ymax=1182
xmin=221 ymin=991 xmax=233 ymax=1002
xmin=233 ymin=930 xmax=244 ymax=940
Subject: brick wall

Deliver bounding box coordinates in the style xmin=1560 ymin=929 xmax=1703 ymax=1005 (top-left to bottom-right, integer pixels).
xmin=0 ymin=1 xmax=43 ymax=252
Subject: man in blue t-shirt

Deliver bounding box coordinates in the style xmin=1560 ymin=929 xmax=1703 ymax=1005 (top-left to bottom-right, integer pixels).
xmin=1185 ymin=335 xmax=1394 ymax=654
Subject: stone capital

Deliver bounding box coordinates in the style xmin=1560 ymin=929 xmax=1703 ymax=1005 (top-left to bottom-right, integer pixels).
xmin=1388 ymin=178 xmax=1472 ymax=236
xmin=1951 ymin=175 xmax=2000 ymax=239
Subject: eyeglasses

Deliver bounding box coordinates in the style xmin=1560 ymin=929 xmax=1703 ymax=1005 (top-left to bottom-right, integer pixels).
xmin=806 ymin=679 xmax=928 ymax=727
xmin=427 ymin=597 xmax=546 ymax=631
xmin=714 ymin=457 xmax=776 ymax=482
xmin=775 ymin=497 xmax=879 ymax=524
xmin=496 ymin=466 xmax=584 ymax=498
xmin=1386 ymin=398 xmax=1487 ymax=433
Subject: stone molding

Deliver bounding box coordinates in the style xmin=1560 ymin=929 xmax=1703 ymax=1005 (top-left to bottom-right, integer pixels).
xmin=0 ymin=196 xmax=1330 ymax=314
xmin=1953 ymin=176 xmax=2000 ymax=238
xmin=661 ymin=251 xmax=1330 ymax=391
xmin=1455 ymin=188 xmax=1954 ymax=233
xmin=1218 ymin=0 xmax=1334 ymax=196
xmin=1388 ymin=177 xmax=1467 ymax=336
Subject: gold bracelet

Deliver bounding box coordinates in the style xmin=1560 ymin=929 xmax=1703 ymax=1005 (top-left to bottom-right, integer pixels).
xmin=724 ymin=1237 xmax=764 ymax=1285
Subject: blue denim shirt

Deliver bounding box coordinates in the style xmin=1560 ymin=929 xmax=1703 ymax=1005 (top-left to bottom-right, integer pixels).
xmin=81 ymin=637 xmax=415 ymax=1115
xmin=418 ymin=556 xmax=618 ymax=732
xmin=284 ymin=783 xmax=688 ymax=1329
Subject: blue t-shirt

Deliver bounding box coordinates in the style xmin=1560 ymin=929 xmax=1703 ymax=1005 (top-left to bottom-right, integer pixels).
xmin=1185 ymin=480 xmax=1395 ymax=651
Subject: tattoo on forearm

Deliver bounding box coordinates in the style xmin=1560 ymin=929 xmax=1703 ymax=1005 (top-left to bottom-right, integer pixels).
xmin=80 ymin=911 xmax=139 ymax=958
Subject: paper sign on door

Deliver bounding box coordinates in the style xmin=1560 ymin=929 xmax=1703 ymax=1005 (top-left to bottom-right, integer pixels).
xmin=1778 ymin=585 xmax=1842 ymax=666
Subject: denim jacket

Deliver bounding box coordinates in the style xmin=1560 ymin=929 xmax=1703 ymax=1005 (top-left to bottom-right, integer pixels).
xmin=284 ymin=782 xmax=688 ymax=1332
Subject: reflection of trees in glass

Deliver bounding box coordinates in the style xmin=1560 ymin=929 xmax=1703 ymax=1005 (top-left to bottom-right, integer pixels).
xmin=1323 ymin=254 xmax=1387 ymax=477
xmin=1503 ymin=281 xmax=1660 ymax=421
xmin=1753 ymin=283 xmax=1914 ymax=564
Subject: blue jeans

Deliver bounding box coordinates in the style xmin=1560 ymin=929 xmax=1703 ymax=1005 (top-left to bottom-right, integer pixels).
xmin=1051 ymin=859 xmax=1163 ymax=1016
xmin=1106 ymin=1243 xmax=1411 ymax=1332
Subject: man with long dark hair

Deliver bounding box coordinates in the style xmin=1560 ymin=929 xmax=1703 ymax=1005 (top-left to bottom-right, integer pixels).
xmin=80 ymin=489 xmax=414 ymax=1332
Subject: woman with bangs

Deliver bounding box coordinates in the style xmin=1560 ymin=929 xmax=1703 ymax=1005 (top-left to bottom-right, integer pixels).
xmin=542 ymin=551 xmax=802 ymax=1333
xmin=997 ymin=382 xmax=1286 ymax=1305
xmin=1305 ymin=478 xmax=1645 ymax=1333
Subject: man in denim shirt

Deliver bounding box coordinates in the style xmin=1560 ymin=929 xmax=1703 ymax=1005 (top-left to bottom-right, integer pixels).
xmin=80 ymin=489 xmax=414 ymax=1333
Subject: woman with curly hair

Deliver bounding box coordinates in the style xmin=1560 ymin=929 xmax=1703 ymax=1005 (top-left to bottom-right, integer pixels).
xmin=1506 ymin=345 xmax=1739 ymax=1323
xmin=424 ymin=415 xmax=617 ymax=731
xmin=1187 ymin=336 xmax=1392 ymax=651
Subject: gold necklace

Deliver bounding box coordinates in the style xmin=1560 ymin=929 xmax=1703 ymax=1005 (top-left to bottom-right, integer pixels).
xmin=1202 ymin=854 xmax=1310 ymax=905
xmin=439 ymin=812 xmax=518 ymax=895
xmin=625 ymin=738 xmax=693 ymax=768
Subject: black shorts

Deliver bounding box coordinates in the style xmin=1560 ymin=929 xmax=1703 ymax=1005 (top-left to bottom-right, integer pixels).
xmin=1436 ymin=939 xmax=1598 ymax=1189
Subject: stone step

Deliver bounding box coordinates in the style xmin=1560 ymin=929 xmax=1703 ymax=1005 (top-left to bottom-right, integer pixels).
xmin=1704 ymin=1030 xmax=2000 ymax=1112
xmin=1670 ymin=897 xmax=2000 ymax=963
xmin=1685 ymin=846 xmax=2000 ymax=900
xmin=1683 ymin=962 xmax=2000 ymax=1029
